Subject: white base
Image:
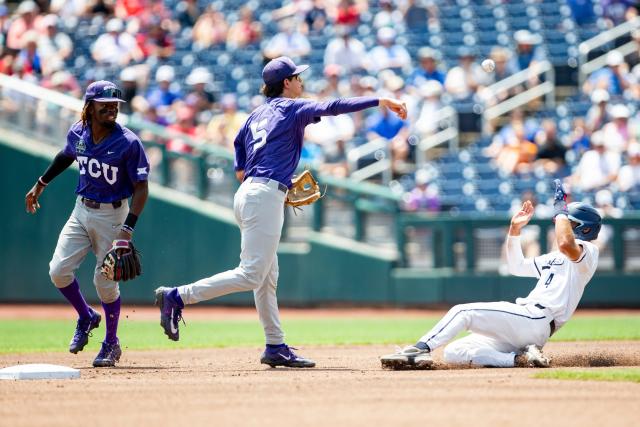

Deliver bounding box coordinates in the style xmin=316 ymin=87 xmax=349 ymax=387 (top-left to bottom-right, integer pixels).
xmin=0 ymin=364 xmax=80 ymax=380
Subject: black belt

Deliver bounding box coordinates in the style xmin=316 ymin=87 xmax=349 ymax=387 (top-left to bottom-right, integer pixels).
xmin=248 ymin=177 xmax=288 ymax=193
xmin=534 ymin=303 xmax=556 ymax=336
xmin=81 ymin=197 xmax=122 ymax=209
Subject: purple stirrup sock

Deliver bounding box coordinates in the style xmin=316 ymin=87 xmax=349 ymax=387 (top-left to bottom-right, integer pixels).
xmin=101 ymin=297 xmax=121 ymax=344
xmin=58 ymin=278 xmax=91 ymax=319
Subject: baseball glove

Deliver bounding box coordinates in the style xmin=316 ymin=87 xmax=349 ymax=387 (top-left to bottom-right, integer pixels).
xmin=285 ymin=170 xmax=322 ymax=210
xmin=100 ymin=239 xmax=142 ymax=282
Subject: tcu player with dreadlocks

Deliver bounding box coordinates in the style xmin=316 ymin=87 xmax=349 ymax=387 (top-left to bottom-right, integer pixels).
xmin=25 ymin=81 xmax=150 ymax=367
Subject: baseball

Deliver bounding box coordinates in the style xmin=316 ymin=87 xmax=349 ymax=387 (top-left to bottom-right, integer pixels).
xmin=481 ymin=59 xmax=495 ymax=72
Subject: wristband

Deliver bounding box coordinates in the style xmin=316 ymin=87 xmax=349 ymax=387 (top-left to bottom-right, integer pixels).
xmin=121 ymin=225 xmax=134 ymax=235
xmin=124 ymin=213 xmax=138 ymax=229
xmin=37 ymin=177 xmax=48 ymax=187
xmin=555 ymin=214 xmax=568 ymax=220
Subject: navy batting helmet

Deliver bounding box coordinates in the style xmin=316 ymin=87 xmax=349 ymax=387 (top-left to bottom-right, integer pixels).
xmin=567 ymin=202 xmax=602 ymax=241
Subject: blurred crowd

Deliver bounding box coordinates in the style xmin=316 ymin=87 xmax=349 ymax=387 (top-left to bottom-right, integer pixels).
xmin=1 ymin=0 xmax=640 ymax=216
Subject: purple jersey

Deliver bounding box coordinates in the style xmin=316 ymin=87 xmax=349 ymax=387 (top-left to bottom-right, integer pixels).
xmin=234 ymin=96 xmax=379 ymax=186
xmin=63 ymin=122 xmax=150 ymax=202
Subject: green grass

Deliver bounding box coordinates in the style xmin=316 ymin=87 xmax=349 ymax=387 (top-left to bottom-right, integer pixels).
xmin=1 ymin=315 xmax=639 ymax=354
xmin=534 ymin=368 xmax=640 ymax=383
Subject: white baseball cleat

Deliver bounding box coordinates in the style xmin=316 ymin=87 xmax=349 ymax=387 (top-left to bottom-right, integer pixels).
xmin=380 ymin=345 xmax=433 ymax=370
xmin=516 ymin=344 xmax=551 ymax=368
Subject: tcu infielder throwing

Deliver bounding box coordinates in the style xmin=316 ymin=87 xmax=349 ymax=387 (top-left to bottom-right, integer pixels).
xmin=381 ymin=181 xmax=601 ymax=369
xmin=155 ymin=56 xmax=408 ymax=368
xmin=25 ymin=81 xmax=150 ymax=367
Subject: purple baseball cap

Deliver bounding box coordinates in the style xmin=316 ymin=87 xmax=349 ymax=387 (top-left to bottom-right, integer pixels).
xmin=262 ymin=56 xmax=309 ymax=85
xmin=84 ymin=80 xmax=126 ymax=103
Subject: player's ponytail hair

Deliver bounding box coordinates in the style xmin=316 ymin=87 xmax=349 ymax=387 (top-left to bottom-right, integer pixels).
xmin=261 ymin=75 xmax=296 ymax=98
xmin=80 ymin=102 xmax=92 ymax=128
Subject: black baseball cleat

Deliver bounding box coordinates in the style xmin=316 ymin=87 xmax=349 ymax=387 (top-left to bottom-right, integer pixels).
xmin=69 ymin=308 xmax=102 ymax=354
xmin=154 ymin=287 xmax=183 ymax=341
xmin=260 ymin=345 xmax=316 ymax=368
xmin=93 ymin=341 xmax=122 ymax=367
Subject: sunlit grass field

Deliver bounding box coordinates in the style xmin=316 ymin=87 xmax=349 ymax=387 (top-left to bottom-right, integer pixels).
xmin=534 ymin=368 xmax=640 ymax=383
xmin=1 ymin=316 xmax=639 ymax=354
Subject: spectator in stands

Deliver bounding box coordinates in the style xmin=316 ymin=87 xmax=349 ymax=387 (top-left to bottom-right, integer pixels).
xmin=366 ymin=99 xmax=410 ymax=173
xmin=583 ymin=50 xmax=631 ymax=97
xmin=185 ymin=67 xmax=216 ymax=118
xmin=115 ymin=0 xmax=172 ymax=26
xmin=373 ymin=0 xmax=403 ymax=29
xmin=205 ymin=93 xmax=248 ymax=150
xmin=507 ymin=30 xmax=546 ymax=81
xmin=568 ymin=130 xmax=620 ymax=191
xmin=602 ymin=104 xmax=634 ymax=153
xmin=37 ymin=14 xmax=73 ymax=64
xmin=167 ymin=104 xmax=199 ymax=153
xmin=146 ymin=65 xmax=182 ymax=114
xmin=324 ymin=25 xmax=366 ymax=74
xmin=192 ymin=5 xmax=229 ymax=48
xmin=226 ymin=6 xmax=262 ymax=49
xmin=92 ymin=18 xmax=143 ymax=66
xmin=304 ymin=96 xmax=355 ymax=178
xmin=0 ymin=52 xmax=15 ymax=75
xmin=585 ymin=89 xmax=611 ymax=133
xmin=304 ymin=0 xmax=328 ymax=34
xmin=15 ymin=31 xmax=42 ymax=78
xmin=50 ymin=0 xmax=91 ymax=18
xmin=600 ymin=0 xmax=637 ymax=27
xmin=403 ymin=0 xmax=435 ymax=31
xmin=534 ymin=119 xmax=566 ymax=174
xmin=263 ymin=18 xmax=311 ymax=60
xmin=6 ymin=0 xmax=41 ymax=51
xmin=118 ymin=67 xmax=139 ymax=114
xmin=318 ymin=64 xmax=349 ymax=98
xmin=366 ymin=27 xmax=411 ymax=74
xmin=414 ymin=80 xmax=444 ymax=139
xmin=566 ymin=0 xmax=597 ymax=25
xmin=406 ymin=47 xmax=445 ymax=88
xmin=570 ymin=117 xmax=591 ymax=157
xmin=42 ymin=69 xmax=81 ymax=98
xmin=617 ymin=143 xmax=640 ymax=191
xmin=445 ymin=47 xmax=487 ymax=100
xmin=494 ymin=120 xmax=538 ymax=175
xmin=132 ymin=95 xmax=169 ymax=126
xmin=333 ymin=0 xmax=361 ymax=27
xmin=137 ymin=18 xmax=174 ymax=60
xmin=403 ymin=168 xmax=440 ymax=212
xmin=175 ymin=0 xmax=200 ymax=28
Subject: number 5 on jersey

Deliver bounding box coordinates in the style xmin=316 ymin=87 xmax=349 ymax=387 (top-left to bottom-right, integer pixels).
xmin=250 ymin=119 xmax=268 ymax=152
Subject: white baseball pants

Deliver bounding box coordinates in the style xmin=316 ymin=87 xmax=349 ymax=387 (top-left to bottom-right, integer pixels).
xmin=49 ymin=197 xmax=128 ymax=303
xmin=419 ymin=302 xmax=554 ymax=367
xmin=178 ymin=179 xmax=286 ymax=345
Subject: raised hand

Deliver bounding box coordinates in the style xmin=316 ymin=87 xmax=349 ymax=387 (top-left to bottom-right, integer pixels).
xmin=511 ymin=200 xmax=535 ymax=230
xmin=553 ymin=179 xmax=568 ymax=217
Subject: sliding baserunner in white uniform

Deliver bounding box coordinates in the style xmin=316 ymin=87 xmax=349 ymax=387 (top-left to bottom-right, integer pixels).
xmin=381 ymin=180 xmax=601 ymax=369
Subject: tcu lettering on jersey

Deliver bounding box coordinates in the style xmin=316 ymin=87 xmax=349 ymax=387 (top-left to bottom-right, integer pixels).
xmin=77 ymin=156 xmax=119 ymax=185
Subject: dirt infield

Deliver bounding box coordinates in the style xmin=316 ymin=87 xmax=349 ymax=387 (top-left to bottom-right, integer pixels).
xmin=1 ymin=342 xmax=639 ymax=427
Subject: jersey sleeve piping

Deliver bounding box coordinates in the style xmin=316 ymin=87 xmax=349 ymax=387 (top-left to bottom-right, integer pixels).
xmin=572 ymin=244 xmax=588 ymax=263
xmin=532 ymin=257 xmax=541 ymax=277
